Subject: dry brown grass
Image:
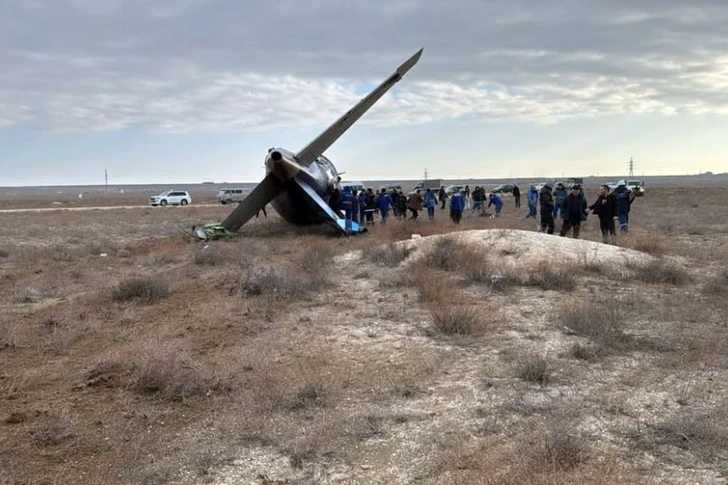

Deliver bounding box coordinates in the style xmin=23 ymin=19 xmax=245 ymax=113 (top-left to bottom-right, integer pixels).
xmin=516 ymin=356 xmax=553 ymax=386
xmin=364 ymin=242 xmax=411 ymax=267
xmin=631 ymin=258 xmax=692 ymax=285
xmin=621 ymin=231 xmax=668 ymax=256
xmin=703 ymin=267 xmax=728 ymax=296
xmin=430 ymin=305 xmax=485 ymax=336
xmin=559 ymin=299 xmax=630 ymax=353
xmin=110 ymin=277 xmax=170 ymax=303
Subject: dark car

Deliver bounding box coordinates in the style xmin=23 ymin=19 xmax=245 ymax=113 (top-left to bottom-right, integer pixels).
xmin=491 ymin=184 xmax=516 ymax=194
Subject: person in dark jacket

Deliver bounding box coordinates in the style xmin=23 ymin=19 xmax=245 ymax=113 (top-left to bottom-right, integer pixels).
xmin=540 ymin=182 xmax=555 ymax=234
xmin=439 ymin=186 xmax=448 ymax=210
xmin=590 ymin=184 xmax=618 ymax=244
xmin=472 ymin=186 xmax=483 ymax=213
xmin=512 ymin=185 xmax=521 ymax=208
xmin=407 ymin=189 xmax=424 ymax=220
xmin=339 ymin=186 xmax=354 ymax=235
xmin=390 ymin=190 xmax=400 ymax=218
xmin=450 ymin=188 xmax=464 ymax=223
xmin=364 ymin=188 xmax=376 ymax=224
xmin=329 ymin=176 xmax=341 ymax=216
xmin=351 ymin=190 xmax=359 ymax=225
xmin=560 ymin=184 xmax=587 ymax=238
xmin=377 ymin=189 xmax=392 ymax=222
xmin=397 ymin=190 xmax=407 ymax=219
xmin=613 ymin=181 xmax=634 ymax=232
xmin=358 ymin=190 xmax=367 ymax=225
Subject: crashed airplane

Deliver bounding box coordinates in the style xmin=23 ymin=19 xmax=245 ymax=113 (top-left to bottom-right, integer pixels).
xmin=193 ymin=48 xmax=423 ymax=239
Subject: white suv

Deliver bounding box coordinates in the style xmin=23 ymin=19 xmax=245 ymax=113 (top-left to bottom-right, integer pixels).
xmin=149 ymin=190 xmax=192 ymax=207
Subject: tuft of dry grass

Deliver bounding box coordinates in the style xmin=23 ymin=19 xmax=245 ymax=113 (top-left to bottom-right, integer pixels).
xmin=524 ymin=262 xmax=578 ymax=292
xmin=193 ymin=243 xmax=239 ymax=266
xmin=559 ymin=299 xmax=629 ymax=352
xmin=143 ymin=253 xmax=171 ymax=267
xmin=703 ymin=267 xmax=728 ymax=296
xmin=365 ymin=242 xmax=411 ymax=267
xmin=622 ymin=232 xmax=668 ymax=256
xmin=111 ymin=277 xmax=169 ymax=303
xmin=0 ymin=248 xmax=9 ymax=258
xmin=516 ymin=356 xmax=552 ymax=386
xmin=426 ymin=236 xmax=463 ymax=271
xmin=430 ymin=305 xmax=484 ymax=336
xmin=531 ymin=422 xmax=589 ymax=472
xmin=631 ymin=258 xmax=692 ymax=286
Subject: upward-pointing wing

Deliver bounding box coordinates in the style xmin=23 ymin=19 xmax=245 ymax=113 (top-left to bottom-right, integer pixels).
xmin=295 ymin=48 xmax=423 ymax=167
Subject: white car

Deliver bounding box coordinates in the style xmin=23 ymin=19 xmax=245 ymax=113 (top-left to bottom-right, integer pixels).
xmin=149 ymin=190 xmax=192 ymax=206
xmin=217 ymin=188 xmax=249 ymax=204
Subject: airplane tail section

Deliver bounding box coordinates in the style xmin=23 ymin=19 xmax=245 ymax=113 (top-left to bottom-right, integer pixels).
xmin=220 ymin=173 xmax=284 ymax=232
xmin=295 ymin=48 xmax=423 ymax=167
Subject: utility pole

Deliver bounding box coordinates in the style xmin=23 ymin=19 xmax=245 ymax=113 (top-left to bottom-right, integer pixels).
xmin=424 ymin=168 xmax=428 ymax=181
xmin=105 ymin=169 xmax=108 ymax=193
xmin=628 ymin=157 xmax=634 ymax=178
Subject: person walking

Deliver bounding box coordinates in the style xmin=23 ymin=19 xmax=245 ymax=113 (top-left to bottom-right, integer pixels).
xmin=526 ymin=186 xmax=538 ymax=218
xmin=364 ymin=188 xmax=376 ymax=225
xmin=407 ymin=189 xmax=424 ymax=220
xmin=552 ymin=182 xmax=567 ymax=220
xmin=377 ymin=188 xmax=392 ymax=223
xmin=339 ymin=185 xmax=354 ymax=236
xmin=397 ymin=190 xmax=408 ymax=219
xmin=450 ymin=188 xmax=464 ymax=224
xmin=358 ymin=189 xmax=367 ymax=225
xmin=589 ymin=184 xmax=618 ymax=244
xmin=351 ymin=189 xmax=359 ymax=225
xmin=488 ymin=192 xmax=504 ymax=217
xmin=559 ymin=184 xmax=587 ymax=238
xmin=472 ymin=186 xmax=483 ymax=213
xmin=613 ymin=180 xmax=634 ymax=232
xmin=423 ymin=188 xmax=437 ymax=221
xmin=390 ymin=190 xmax=400 ymax=218
xmin=540 ymin=181 xmax=555 ymax=234
xmin=513 ymin=185 xmax=521 ymax=209
xmin=439 ymin=186 xmax=448 ymax=210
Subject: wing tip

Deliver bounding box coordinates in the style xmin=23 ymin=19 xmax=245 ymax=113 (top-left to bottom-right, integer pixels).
xmin=396 ymin=47 xmax=424 ymax=77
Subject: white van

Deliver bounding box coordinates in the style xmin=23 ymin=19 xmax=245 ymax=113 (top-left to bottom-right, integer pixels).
xmin=341 ymin=181 xmax=365 ymax=193
xmin=217 ymin=188 xmax=249 ymax=204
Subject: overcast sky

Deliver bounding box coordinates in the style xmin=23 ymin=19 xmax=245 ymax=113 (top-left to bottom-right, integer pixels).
xmin=1 ymin=0 xmax=727 ymax=185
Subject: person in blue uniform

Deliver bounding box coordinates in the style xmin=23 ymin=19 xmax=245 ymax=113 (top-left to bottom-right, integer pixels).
xmin=488 ymin=192 xmax=504 ymax=217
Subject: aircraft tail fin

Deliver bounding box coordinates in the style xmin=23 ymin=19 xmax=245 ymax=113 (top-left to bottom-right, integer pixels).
xmin=220 ymin=173 xmax=284 ymax=231
xmin=295 ymin=48 xmax=423 ymax=167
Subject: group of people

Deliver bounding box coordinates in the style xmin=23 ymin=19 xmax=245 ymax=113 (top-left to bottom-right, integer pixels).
xmin=533 ymin=180 xmax=635 ymax=244
xmin=329 ymin=177 xmax=636 ymax=242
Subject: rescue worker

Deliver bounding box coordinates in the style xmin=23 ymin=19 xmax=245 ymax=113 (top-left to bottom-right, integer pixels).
xmin=407 ymin=189 xmax=424 ymax=220
xmin=339 ymin=185 xmax=354 ymax=236
xmin=552 ymin=182 xmax=567 ymax=220
xmin=488 ymin=192 xmax=504 ymax=217
xmin=589 ymin=184 xmax=618 ymax=244
xmin=513 ymin=185 xmax=521 ymax=209
xmin=613 ymin=180 xmax=634 ymax=232
xmin=423 ymin=188 xmax=437 ymax=220
xmin=439 ymin=186 xmax=448 ymax=210
xmin=526 ymin=186 xmax=538 ymax=218
xmin=450 ymin=188 xmax=464 ymax=224
xmin=329 ymin=176 xmax=342 ymax=216
xmin=472 ymin=186 xmax=483 ymax=213
xmin=540 ymin=181 xmax=555 ymax=234
xmin=559 ymin=184 xmax=587 ymax=238
xmin=377 ymin=188 xmax=392 ymax=223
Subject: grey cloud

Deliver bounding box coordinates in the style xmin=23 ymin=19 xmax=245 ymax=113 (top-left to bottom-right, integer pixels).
xmin=1 ymin=0 xmax=728 ymax=131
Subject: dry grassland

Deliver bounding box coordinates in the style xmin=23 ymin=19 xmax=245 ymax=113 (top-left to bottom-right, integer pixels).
xmin=1 ymin=186 xmax=727 ymax=484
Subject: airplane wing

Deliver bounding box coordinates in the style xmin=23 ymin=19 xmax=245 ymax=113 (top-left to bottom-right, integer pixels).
xmin=220 ymin=173 xmax=284 ymax=231
xmin=293 ymin=178 xmax=359 ymax=234
xmin=295 ymin=48 xmax=423 ymax=167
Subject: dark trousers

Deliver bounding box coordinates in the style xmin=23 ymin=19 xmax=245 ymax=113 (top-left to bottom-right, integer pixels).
xmin=366 ymin=210 xmax=374 ymax=223
xmin=451 ymin=209 xmax=462 ymax=224
xmin=409 ymin=209 xmax=419 ymax=220
xmin=515 ymin=196 xmax=521 ymax=208
xmin=441 ymin=199 xmax=447 ymax=209
xmin=600 ymin=217 xmax=616 ymax=243
xmin=541 ymin=211 xmax=555 ymax=234
xmin=560 ymin=220 xmax=581 ymax=238
xmin=380 ymin=209 xmax=389 ymax=222
xmin=427 ymin=207 xmax=435 ymax=219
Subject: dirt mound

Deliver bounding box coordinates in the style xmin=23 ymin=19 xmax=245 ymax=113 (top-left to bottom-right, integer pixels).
xmin=394 ymin=229 xmax=653 ymax=268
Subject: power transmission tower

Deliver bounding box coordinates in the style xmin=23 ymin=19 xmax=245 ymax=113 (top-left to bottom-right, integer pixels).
xmin=628 ymin=157 xmax=634 ymax=177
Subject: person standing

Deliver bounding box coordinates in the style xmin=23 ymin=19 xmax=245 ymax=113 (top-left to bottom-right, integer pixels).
xmin=407 ymin=189 xmax=424 ymax=220
xmin=559 ymin=184 xmax=587 ymax=238
xmin=613 ymin=181 xmax=634 ymax=232
xmin=488 ymin=192 xmax=504 ymax=217
xmin=472 ymin=186 xmax=483 ymax=213
xmin=450 ymin=188 xmax=464 ymax=224
xmin=397 ymin=190 xmax=408 ymax=219
xmin=390 ymin=190 xmax=400 ymax=218
xmin=589 ymin=185 xmax=618 ymax=244
xmin=377 ymin=188 xmax=392 ymax=223
xmin=358 ymin=189 xmax=367 ymax=225
xmin=552 ymin=183 xmax=567 ymax=220
xmin=540 ymin=181 xmax=555 ymax=234
xmin=351 ymin=190 xmax=359 ymax=225
xmin=339 ymin=185 xmax=354 ymax=235
xmin=513 ymin=185 xmax=521 ymax=209
xmin=364 ymin=188 xmax=376 ymax=225
xmin=526 ymin=186 xmax=538 ymax=219
xmin=423 ymin=188 xmax=437 ymax=221
xmin=329 ymin=176 xmax=342 ymax=216
xmin=463 ymin=185 xmax=471 ymax=210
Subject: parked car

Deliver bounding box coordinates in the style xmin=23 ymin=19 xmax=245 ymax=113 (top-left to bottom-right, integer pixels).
xmin=491 ymin=183 xmax=517 ymax=194
xmin=149 ymin=190 xmax=192 ymax=206
xmin=341 ymin=181 xmax=365 ymax=193
xmin=217 ymin=188 xmax=249 ymax=204
xmin=607 ymin=180 xmax=645 ymax=196
xmin=445 ymin=185 xmax=465 ymax=195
